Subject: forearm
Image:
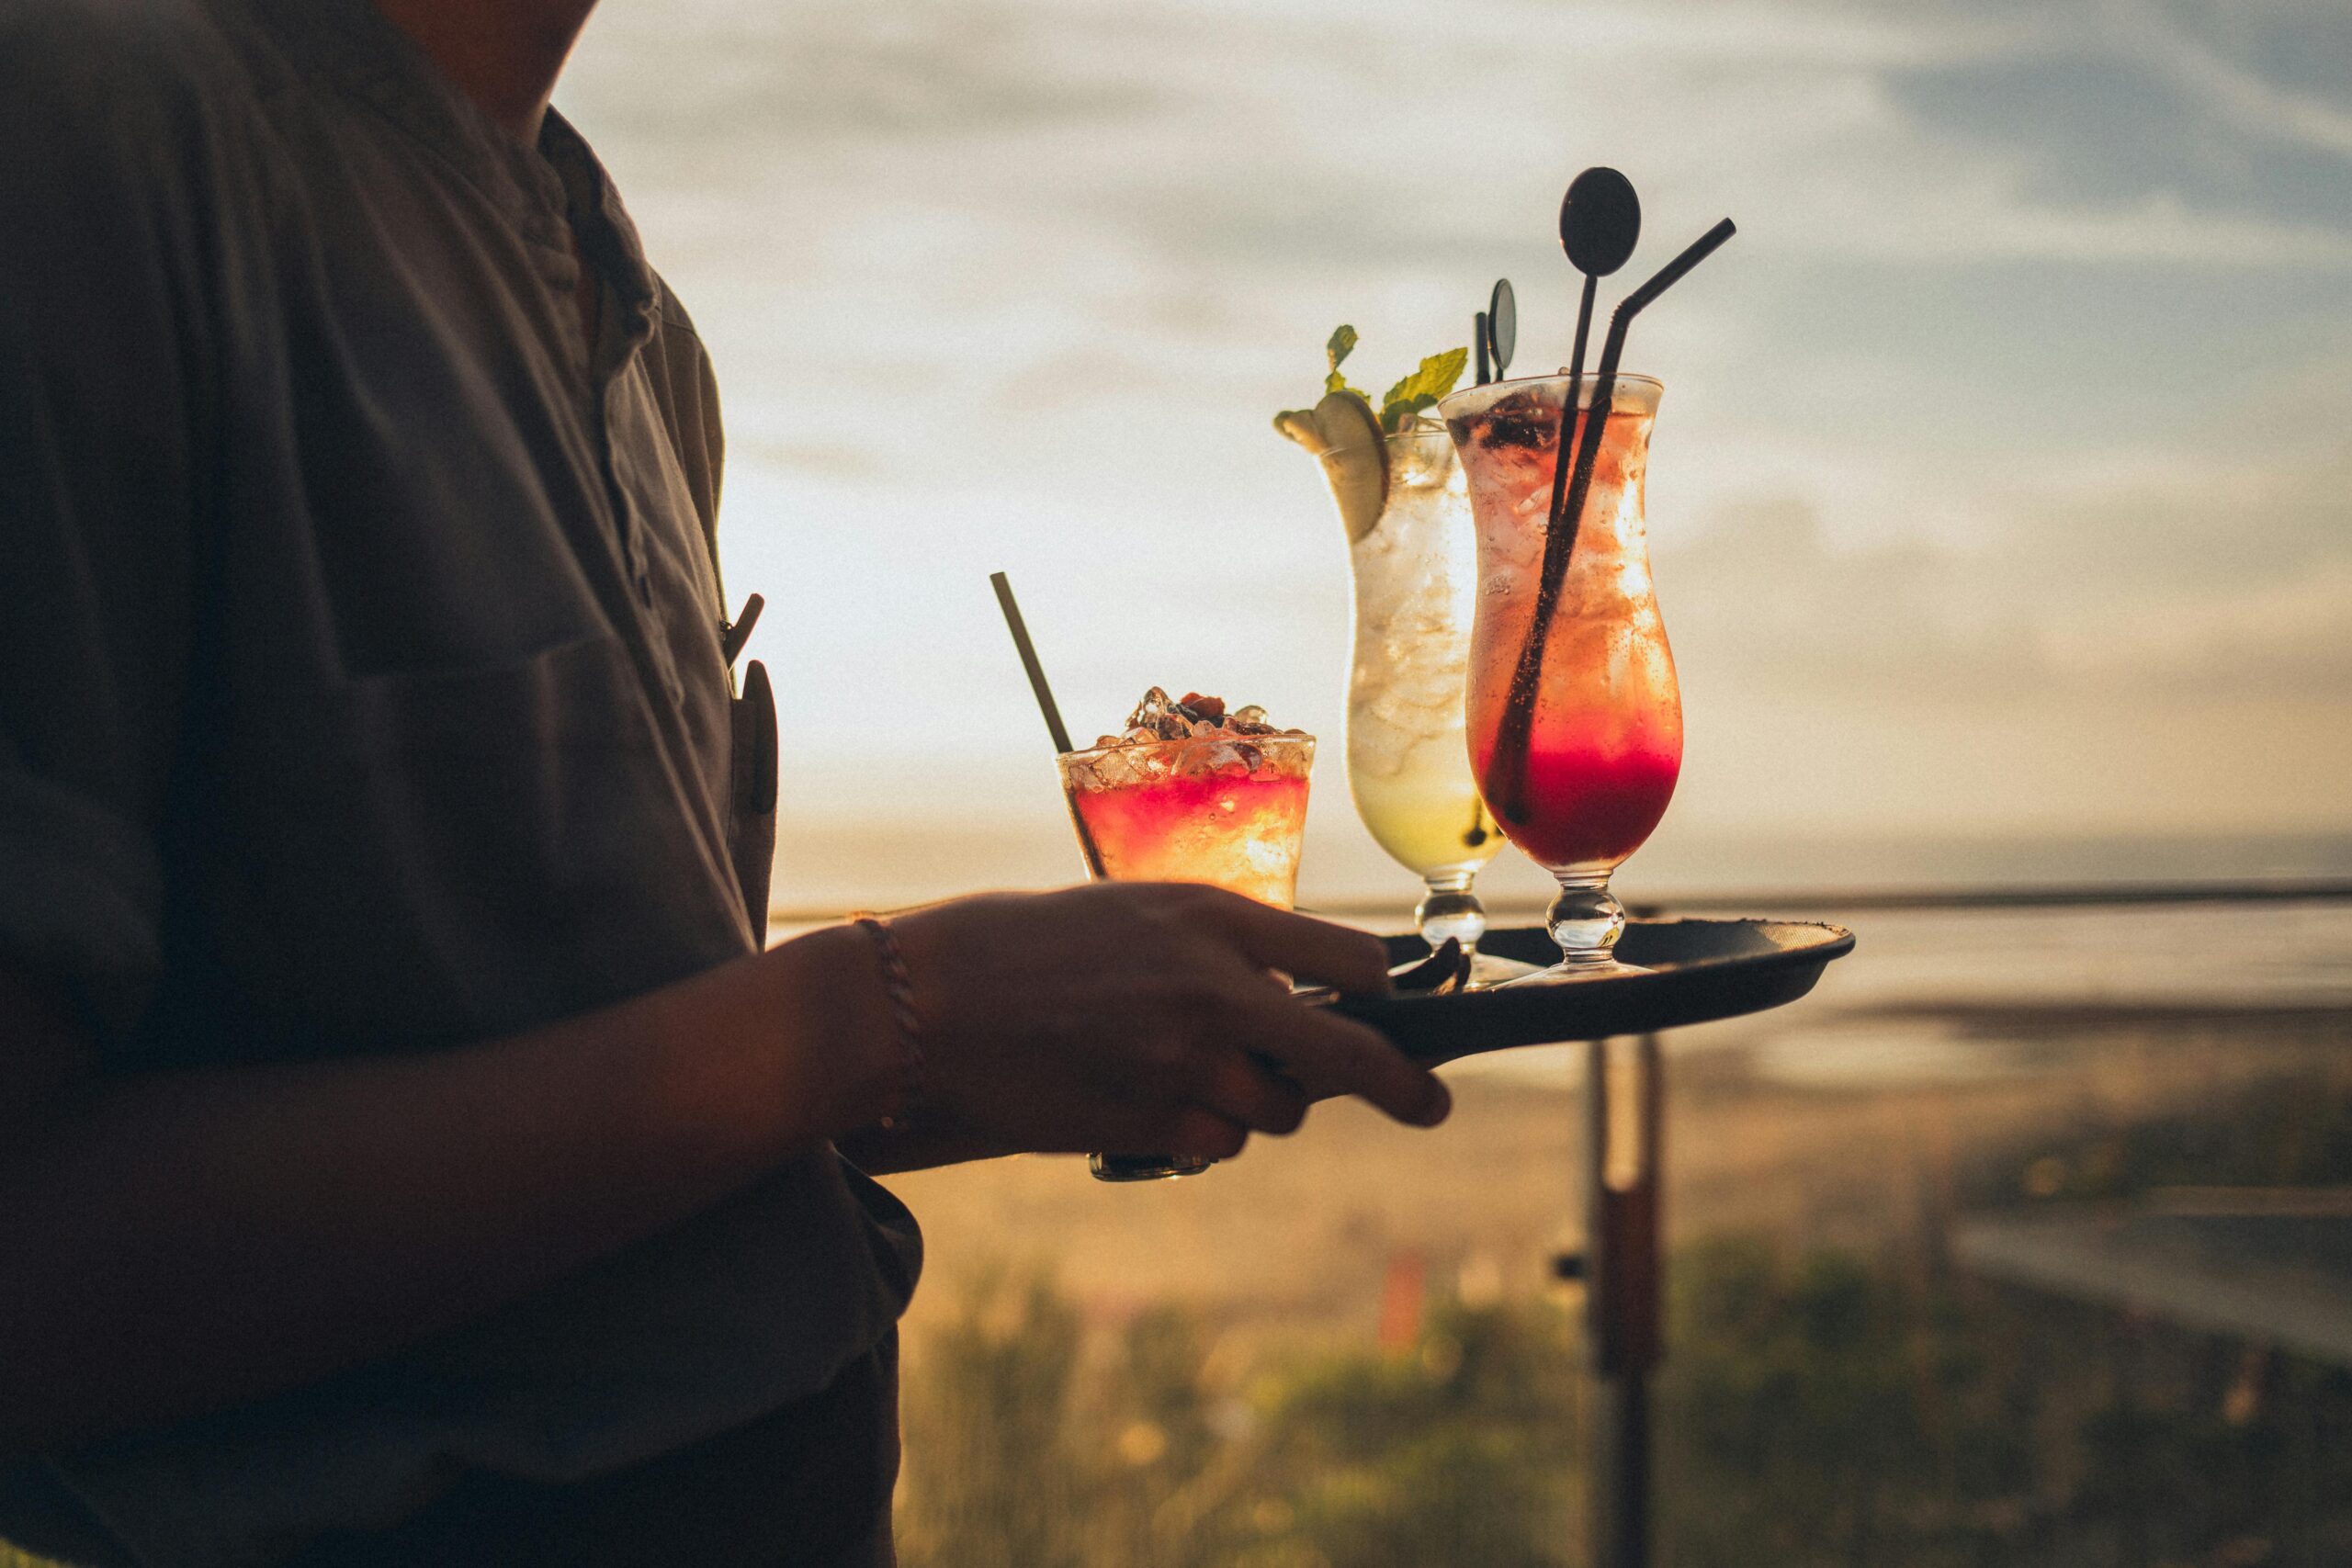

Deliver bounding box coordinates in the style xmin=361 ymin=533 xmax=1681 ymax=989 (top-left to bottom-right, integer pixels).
xmin=0 ymin=926 xmax=901 ymax=1459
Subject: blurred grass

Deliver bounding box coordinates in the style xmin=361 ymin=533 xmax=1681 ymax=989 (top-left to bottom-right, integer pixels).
xmin=897 ymin=1065 xmax=2352 ymax=1568
xmin=899 ymin=1235 xmax=2352 ymax=1568
xmin=10 ymin=1044 xmax=2351 ymax=1566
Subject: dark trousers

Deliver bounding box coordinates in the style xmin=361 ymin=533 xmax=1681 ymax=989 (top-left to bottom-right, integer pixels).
xmin=4 ymin=1338 xmax=900 ymax=1568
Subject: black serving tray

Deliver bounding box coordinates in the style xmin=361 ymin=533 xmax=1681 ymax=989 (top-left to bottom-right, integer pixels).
xmin=1340 ymin=919 xmax=1853 ymax=1065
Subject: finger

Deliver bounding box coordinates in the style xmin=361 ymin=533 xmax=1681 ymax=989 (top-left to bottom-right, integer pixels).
xmin=1186 ymin=891 xmax=1392 ymax=993
xmin=1193 ymin=1051 xmax=1309 ymax=1135
xmin=1218 ymin=998 xmax=1450 ymax=1128
xmin=1092 ymin=1106 xmax=1250 ymax=1163
xmin=1159 ymin=1107 xmax=1250 ymax=1162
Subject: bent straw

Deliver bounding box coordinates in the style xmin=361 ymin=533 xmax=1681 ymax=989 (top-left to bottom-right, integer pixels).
xmin=1483 ymin=219 xmax=1737 ymax=825
xmin=989 ymin=570 xmax=1106 ymax=877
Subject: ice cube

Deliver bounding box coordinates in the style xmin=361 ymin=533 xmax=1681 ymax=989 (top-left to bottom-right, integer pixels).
xmin=1125 ymin=686 xmax=1177 ymax=731
xmin=1476 ymin=390 xmax=1558 ymax=451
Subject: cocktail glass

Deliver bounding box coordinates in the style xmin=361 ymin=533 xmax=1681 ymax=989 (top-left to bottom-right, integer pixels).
xmin=1439 ymin=374 xmax=1679 ymax=978
xmin=1057 ymin=728 xmax=1316 ymax=1178
xmin=1315 ymin=426 xmax=1528 ymax=985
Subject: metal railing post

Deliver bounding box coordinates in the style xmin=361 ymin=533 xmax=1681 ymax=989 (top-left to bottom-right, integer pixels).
xmin=1583 ymin=1033 xmax=1664 ymax=1568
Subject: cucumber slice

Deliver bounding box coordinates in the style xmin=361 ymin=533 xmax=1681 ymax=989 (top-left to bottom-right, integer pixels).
xmin=1310 ymin=389 xmax=1388 ymax=542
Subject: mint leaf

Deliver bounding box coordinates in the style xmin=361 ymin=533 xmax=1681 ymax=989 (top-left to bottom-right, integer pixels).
xmin=1377 ymin=347 xmax=1469 ymax=432
xmin=1321 ymin=325 xmax=1365 ymax=397
xmin=1326 ymin=324 xmax=1358 ymax=373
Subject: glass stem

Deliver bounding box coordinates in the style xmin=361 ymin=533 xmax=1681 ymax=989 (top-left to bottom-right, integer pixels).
xmin=1546 ymin=873 xmax=1625 ymax=966
xmin=1417 ymin=871 xmax=1488 ymax=955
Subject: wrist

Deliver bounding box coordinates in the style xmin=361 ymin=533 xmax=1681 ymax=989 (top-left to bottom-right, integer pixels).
xmin=849 ymin=915 xmax=926 ymax=1131
xmin=755 ymin=925 xmax=922 ymax=1146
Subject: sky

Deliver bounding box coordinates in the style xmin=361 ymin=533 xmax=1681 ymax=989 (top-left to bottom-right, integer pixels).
xmin=556 ymin=0 xmax=2352 ymax=907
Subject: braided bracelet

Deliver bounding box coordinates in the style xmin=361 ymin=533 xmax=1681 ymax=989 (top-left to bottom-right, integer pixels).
xmin=852 ymin=915 xmax=926 ymax=1130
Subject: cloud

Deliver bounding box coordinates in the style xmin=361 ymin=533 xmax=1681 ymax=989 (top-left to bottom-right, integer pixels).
xmin=2101 ymin=0 xmax=2352 ymax=164
xmin=572 ymin=0 xmax=2352 ymax=276
xmin=560 ymin=0 xmax=2352 ymax=837
xmin=1663 ymin=437 xmax=2352 ymax=706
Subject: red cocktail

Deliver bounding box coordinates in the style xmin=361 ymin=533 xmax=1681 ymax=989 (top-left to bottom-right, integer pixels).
xmin=1058 ymin=688 xmax=1317 ymax=1179
xmin=1057 ymin=688 xmax=1315 ymax=908
xmin=1441 ymin=374 xmax=1680 ymax=974
xmin=1059 ymin=694 xmax=1314 ymax=908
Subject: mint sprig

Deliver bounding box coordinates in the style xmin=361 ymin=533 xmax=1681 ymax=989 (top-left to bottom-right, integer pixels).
xmin=1323 ymin=324 xmax=1364 ymax=398
xmin=1301 ymin=325 xmax=1468 ymax=434
xmin=1378 ymin=348 xmax=1469 ymax=434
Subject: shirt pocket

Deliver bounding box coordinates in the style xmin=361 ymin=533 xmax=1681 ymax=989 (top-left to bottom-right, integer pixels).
xmin=197 ymin=630 xmax=751 ymax=1060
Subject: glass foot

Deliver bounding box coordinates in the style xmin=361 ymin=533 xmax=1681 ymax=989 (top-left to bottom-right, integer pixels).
xmin=1496 ymin=956 xmax=1651 ymax=987
xmin=1465 ymin=950 xmax=1543 ymax=988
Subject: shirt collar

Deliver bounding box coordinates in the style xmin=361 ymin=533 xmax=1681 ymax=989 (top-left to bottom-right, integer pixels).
xmin=250 ymin=0 xmax=574 ymax=259
xmin=539 ymin=109 xmax=661 ymax=355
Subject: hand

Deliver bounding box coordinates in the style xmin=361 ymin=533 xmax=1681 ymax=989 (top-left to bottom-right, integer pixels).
xmin=881 ymin=884 xmax=1451 ymax=1162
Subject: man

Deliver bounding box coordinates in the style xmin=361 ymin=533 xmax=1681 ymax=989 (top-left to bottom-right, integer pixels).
xmin=0 ymin=0 xmax=1452 ymax=1562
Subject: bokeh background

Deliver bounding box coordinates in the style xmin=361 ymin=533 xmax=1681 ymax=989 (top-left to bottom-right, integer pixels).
xmin=559 ymin=3 xmax=2352 ymax=1564
xmin=560 ymin=0 xmax=2352 ymax=911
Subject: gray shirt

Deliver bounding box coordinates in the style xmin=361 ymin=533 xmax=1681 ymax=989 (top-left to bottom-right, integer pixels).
xmin=0 ymin=0 xmax=918 ymax=1560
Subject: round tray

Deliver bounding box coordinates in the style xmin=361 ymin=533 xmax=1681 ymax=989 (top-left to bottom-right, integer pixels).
xmin=1340 ymin=919 xmax=1854 ymax=1064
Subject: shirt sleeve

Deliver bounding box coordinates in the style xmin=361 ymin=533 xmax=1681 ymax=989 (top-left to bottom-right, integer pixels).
xmin=0 ymin=8 xmax=230 ymax=1036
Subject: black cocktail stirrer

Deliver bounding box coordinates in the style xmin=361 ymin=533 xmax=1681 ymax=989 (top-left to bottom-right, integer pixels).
xmin=1474 ymin=310 xmax=1492 ymax=385
xmin=1487 ymin=277 xmax=1517 ymax=379
xmin=1463 ymin=279 xmax=1515 ymax=845
xmin=1483 ymin=218 xmax=1738 ymax=825
xmin=1561 ymin=169 xmax=1639 ymax=384
xmin=989 ymin=570 xmax=1106 ymax=878
xmin=1483 ymin=170 xmax=1639 ymax=823
xmin=1542 ymin=169 xmax=1641 ymax=573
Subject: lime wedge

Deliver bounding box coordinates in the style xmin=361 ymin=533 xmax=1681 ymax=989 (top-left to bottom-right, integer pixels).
xmin=1310 ymin=389 xmax=1388 ymax=542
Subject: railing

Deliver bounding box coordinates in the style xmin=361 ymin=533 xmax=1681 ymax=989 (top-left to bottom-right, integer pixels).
xmin=1533 ymin=877 xmax=2352 ymax=1568
xmin=1624 ymin=878 xmax=2352 ymax=915
xmin=772 ymin=875 xmax=2352 ymax=932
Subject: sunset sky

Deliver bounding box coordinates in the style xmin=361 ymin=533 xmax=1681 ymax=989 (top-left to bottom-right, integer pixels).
xmin=557 ymin=0 xmax=2352 ymax=907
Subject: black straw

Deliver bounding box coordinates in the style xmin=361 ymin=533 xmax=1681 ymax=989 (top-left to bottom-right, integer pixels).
xmin=990 ymin=570 xmax=1074 ymax=753
xmin=990 ymin=571 xmax=1109 ymax=880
